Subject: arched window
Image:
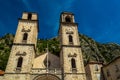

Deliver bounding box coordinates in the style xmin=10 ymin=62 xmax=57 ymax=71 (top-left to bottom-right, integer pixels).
xmin=68 ymin=35 xmax=73 ymax=44
xmin=17 ymin=57 xmax=23 ymax=68
xmin=95 ymin=64 xmax=99 ymax=71
xmin=65 ymin=16 xmax=71 ymax=22
xmin=71 ymin=58 xmax=76 ymax=68
xmin=23 ymin=33 xmax=28 ymax=41
xmin=107 ymin=70 xmax=110 ymax=77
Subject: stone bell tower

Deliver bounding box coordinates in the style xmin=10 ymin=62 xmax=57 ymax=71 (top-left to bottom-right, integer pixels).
xmin=4 ymin=12 xmax=38 ymax=80
xmin=59 ymin=12 xmax=86 ymax=80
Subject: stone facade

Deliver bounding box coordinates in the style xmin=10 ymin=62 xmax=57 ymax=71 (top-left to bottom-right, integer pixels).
xmin=0 ymin=76 xmax=3 ymax=80
xmin=2 ymin=11 xmax=120 ymax=80
xmin=4 ymin=12 xmax=38 ymax=80
xmin=3 ymin=12 xmax=86 ymax=80
xmin=31 ymin=53 xmax=62 ymax=80
xmin=85 ymin=62 xmax=103 ymax=80
xmin=59 ymin=12 xmax=86 ymax=80
xmin=102 ymin=56 xmax=120 ymax=80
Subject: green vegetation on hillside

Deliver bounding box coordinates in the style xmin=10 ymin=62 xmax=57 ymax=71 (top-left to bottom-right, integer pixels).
xmin=0 ymin=33 xmax=120 ymax=71
xmin=37 ymin=37 xmax=60 ymax=56
xmin=0 ymin=33 xmax=14 ymax=70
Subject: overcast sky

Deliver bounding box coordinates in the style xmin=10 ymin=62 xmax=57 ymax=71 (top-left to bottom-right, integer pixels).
xmin=0 ymin=0 xmax=120 ymax=44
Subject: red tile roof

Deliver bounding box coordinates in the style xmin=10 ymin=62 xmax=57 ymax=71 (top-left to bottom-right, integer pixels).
xmin=0 ymin=70 xmax=4 ymax=75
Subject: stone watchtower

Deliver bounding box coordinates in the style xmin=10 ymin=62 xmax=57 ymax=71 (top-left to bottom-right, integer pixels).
xmin=4 ymin=12 xmax=38 ymax=80
xmin=59 ymin=12 xmax=86 ymax=80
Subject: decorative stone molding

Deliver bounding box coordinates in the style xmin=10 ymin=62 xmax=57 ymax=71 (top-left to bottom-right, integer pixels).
xmin=21 ymin=28 xmax=31 ymax=32
xmin=16 ymin=51 xmax=26 ymax=56
xmin=68 ymin=53 xmax=77 ymax=57
xmin=61 ymin=45 xmax=81 ymax=48
xmin=66 ymin=31 xmax=73 ymax=34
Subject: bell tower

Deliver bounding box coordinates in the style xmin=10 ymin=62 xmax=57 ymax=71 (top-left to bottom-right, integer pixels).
xmin=4 ymin=12 xmax=38 ymax=80
xmin=59 ymin=12 xmax=86 ymax=80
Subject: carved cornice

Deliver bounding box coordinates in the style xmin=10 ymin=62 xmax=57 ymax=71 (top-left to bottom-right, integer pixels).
xmin=13 ymin=43 xmax=35 ymax=46
xmin=61 ymin=45 xmax=81 ymax=48
xmin=64 ymin=73 xmax=86 ymax=74
xmin=23 ymin=12 xmax=37 ymax=15
xmin=13 ymin=43 xmax=36 ymax=53
xmin=19 ymin=18 xmax=38 ymax=22
xmin=60 ymin=22 xmax=78 ymax=26
xmin=4 ymin=72 xmax=30 ymax=74
xmin=61 ymin=12 xmax=74 ymax=15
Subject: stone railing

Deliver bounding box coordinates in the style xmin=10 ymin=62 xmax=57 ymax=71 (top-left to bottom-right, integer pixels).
xmin=31 ymin=68 xmax=62 ymax=74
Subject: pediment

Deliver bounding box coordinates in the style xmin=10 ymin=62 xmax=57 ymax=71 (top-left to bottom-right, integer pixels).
xmin=33 ymin=53 xmax=60 ymax=68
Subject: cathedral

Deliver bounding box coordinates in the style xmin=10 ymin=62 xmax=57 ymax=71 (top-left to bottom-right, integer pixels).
xmin=0 ymin=11 xmax=120 ymax=80
xmin=2 ymin=12 xmax=86 ymax=80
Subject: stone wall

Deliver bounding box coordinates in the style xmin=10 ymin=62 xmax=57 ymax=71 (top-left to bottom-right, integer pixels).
xmin=14 ymin=20 xmax=38 ymax=46
xmin=103 ymin=56 xmax=120 ymax=80
xmin=4 ymin=74 xmax=31 ymax=80
xmin=60 ymin=24 xmax=80 ymax=46
xmin=85 ymin=62 xmax=103 ymax=80
xmin=0 ymin=76 xmax=3 ymax=80
xmin=5 ymin=45 xmax=35 ymax=73
xmin=61 ymin=47 xmax=86 ymax=80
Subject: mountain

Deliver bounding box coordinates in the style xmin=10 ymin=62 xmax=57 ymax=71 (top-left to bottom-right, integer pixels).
xmin=79 ymin=34 xmax=120 ymax=64
xmin=0 ymin=33 xmax=120 ymax=70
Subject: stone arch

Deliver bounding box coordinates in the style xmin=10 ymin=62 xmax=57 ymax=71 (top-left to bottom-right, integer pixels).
xmin=65 ymin=16 xmax=71 ymax=22
xmin=68 ymin=35 xmax=73 ymax=43
xmin=28 ymin=13 xmax=32 ymax=20
xmin=71 ymin=58 xmax=76 ymax=68
xmin=23 ymin=33 xmax=28 ymax=40
xmin=17 ymin=57 xmax=23 ymax=68
xmin=33 ymin=74 xmax=61 ymax=80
